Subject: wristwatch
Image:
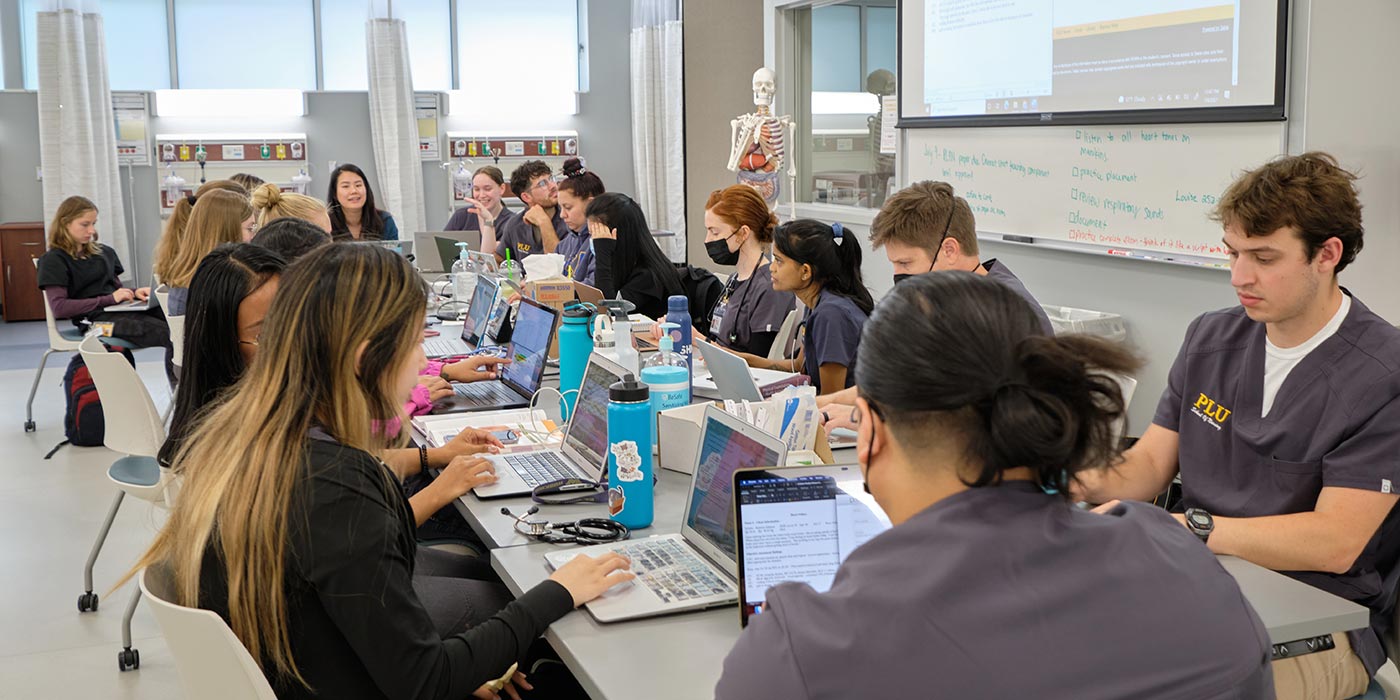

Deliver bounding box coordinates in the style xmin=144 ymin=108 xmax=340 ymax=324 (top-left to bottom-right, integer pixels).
xmin=1184 ymin=508 xmax=1214 ymax=543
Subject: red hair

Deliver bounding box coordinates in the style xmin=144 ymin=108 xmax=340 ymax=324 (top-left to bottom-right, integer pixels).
xmin=705 ymin=185 xmax=778 ymax=243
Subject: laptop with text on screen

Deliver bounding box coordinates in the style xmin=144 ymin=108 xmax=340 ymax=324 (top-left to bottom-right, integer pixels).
xmin=543 ymin=405 xmax=788 ymax=622
xmin=431 ymin=296 xmax=557 ymax=414
xmin=733 ymin=464 xmax=891 ymax=627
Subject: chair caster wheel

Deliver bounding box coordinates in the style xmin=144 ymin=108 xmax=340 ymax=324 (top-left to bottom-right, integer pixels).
xmin=77 ymin=592 xmax=99 ymax=612
xmin=118 ymin=648 xmax=140 ymax=671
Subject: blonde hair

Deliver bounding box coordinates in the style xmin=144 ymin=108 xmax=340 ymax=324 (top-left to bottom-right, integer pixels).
xmin=154 ymin=179 xmax=248 ymax=284
xmin=156 ymin=190 xmax=253 ymax=288
xmin=251 ymin=183 xmax=329 ymax=228
xmin=230 ymin=173 xmax=266 ymax=193
xmin=117 ymin=244 xmax=427 ymax=686
xmin=48 ymin=196 xmax=100 ymax=258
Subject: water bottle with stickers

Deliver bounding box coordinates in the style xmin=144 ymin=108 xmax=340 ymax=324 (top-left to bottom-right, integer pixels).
xmin=606 ymin=374 xmax=653 ymax=529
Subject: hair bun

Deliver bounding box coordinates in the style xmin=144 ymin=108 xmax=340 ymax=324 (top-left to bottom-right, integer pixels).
xmin=561 ymin=157 xmax=586 ymax=178
xmin=250 ymin=182 xmax=283 ymax=210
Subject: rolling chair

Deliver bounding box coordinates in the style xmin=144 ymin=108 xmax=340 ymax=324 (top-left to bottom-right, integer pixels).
xmin=75 ymin=334 xmax=172 ymax=671
xmin=24 ymin=258 xmax=133 ymax=432
xmin=140 ymin=564 xmax=278 ymax=699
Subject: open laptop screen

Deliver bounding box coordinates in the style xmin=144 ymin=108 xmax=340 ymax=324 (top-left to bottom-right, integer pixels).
xmin=562 ymin=359 xmax=621 ymax=470
xmin=734 ymin=466 xmax=890 ymax=626
xmin=461 ymin=275 xmax=498 ymax=347
xmin=685 ymin=417 xmax=784 ymax=562
xmin=500 ymin=299 xmax=555 ymax=394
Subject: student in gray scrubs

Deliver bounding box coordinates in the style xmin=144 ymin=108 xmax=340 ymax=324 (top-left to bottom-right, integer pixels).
xmin=554 ymin=158 xmax=603 ymax=284
xmin=755 ymin=219 xmax=873 ymax=395
xmin=818 ymin=180 xmax=1054 ymax=420
xmin=496 ymin=160 xmax=565 ymax=263
xmin=702 ymin=185 xmax=796 ymax=359
xmin=1077 ymin=153 xmax=1400 ymax=700
xmin=717 ymin=273 xmax=1274 ymax=700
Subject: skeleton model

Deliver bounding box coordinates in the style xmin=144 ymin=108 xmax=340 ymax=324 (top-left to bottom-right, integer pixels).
xmin=728 ymin=67 xmax=797 ymax=219
xmin=865 ymin=69 xmax=897 ymax=209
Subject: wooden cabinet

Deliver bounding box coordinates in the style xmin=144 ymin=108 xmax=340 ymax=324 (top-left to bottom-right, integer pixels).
xmin=0 ymin=222 xmax=47 ymax=322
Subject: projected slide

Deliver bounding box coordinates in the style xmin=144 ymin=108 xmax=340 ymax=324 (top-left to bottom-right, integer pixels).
xmin=915 ymin=0 xmax=1281 ymax=119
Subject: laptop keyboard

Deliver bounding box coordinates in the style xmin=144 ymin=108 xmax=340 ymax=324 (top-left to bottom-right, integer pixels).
xmin=610 ymin=539 xmax=734 ymax=604
xmin=453 ymin=381 xmax=518 ymax=404
xmin=503 ymin=451 xmax=575 ymax=487
xmin=424 ymin=337 xmax=468 ymax=356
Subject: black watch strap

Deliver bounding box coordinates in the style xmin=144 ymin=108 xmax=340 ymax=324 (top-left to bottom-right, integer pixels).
xmin=1185 ymin=508 xmax=1213 ymax=543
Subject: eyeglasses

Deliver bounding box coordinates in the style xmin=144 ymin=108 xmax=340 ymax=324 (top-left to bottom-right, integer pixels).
xmin=530 ymin=177 xmax=556 ymax=192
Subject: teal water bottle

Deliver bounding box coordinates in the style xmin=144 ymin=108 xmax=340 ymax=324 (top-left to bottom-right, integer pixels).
xmin=607 ymin=374 xmax=653 ymax=529
xmin=558 ymin=303 xmax=594 ymax=420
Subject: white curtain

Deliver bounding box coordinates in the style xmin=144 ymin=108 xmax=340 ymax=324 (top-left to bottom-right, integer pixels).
xmin=366 ymin=3 xmax=426 ymax=237
xmin=36 ymin=1 xmax=130 ymax=268
xmin=630 ymin=0 xmax=686 ymax=263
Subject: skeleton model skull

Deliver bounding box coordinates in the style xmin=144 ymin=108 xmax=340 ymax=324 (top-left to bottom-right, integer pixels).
xmin=729 ymin=67 xmax=797 ymax=216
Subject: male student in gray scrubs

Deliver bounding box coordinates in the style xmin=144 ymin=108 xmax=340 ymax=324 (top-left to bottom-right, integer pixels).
xmin=817 ymin=180 xmax=1053 ymax=420
xmin=1078 ymin=152 xmax=1400 ymax=700
xmin=495 ymin=160 xmax=566 ymax=263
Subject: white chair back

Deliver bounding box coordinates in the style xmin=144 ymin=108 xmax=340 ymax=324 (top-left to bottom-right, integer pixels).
xmin=1109 ymin=374 xmax=1139 ymax=445
xmin=167 ymin=312 xmax=186 ymax=368
xmin=140 ymin=565 xmax=279 ymax=700
xmin=79 ymin=335 xmax=166 ymax=459
xmin=767 ymin=308 xmax=801 ymax=362
xmin=35 ymin=258 xmax=82 ymax=351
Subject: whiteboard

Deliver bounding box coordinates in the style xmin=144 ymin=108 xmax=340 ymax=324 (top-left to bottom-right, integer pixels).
xmin=902 ymin=121 xmax=1287 ymax=262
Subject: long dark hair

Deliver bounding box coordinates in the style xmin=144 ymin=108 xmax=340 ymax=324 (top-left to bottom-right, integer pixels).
xmin=774 ymin=219 xmax=874 ymax=314
xmin=158 ymin=243 xmax=287 ymax=467
xmin=586 ymin=193 xmax=682 ymax=297
xmin=326 ymin=163 xmax=384 ymax=239
xmin=251 ymin=217 xmax=332 ymax=262
xmin=856 ymin=272 xmax=1139 ymax=497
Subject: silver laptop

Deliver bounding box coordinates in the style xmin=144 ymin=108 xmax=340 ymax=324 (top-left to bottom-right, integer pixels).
xmin=414 ymin=230 xmax=481 ymax=272
xmin=544 ymin=405 xmax=788 ymax=622
xmin=734 ymin=464 xmax=890 ymax=627
xmin=693 ymin=339 xmax=805 ymax=400
xmin=424 ymin=275 xmax=501 ymax=358
xmin=367 ymin=239 xmax=414 ymax=260
xmin=473 ymin=354 xmax=627 ymax=499
xmin=433 ymin=296 xmax=557 ymax=415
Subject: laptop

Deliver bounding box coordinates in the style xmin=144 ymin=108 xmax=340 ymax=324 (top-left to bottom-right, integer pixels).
xmin=733 ymin=464 xmax=891 ymax=627
xmin=424 ymin=275 xmax=501 ymax=358
xmin=104 ymin=294 xmax=157 ymax=313
xmin=367 ymin=239 xmax=414 ymax=261
xmin=544 ymin=405 xmax=788 ymax=623
xmin=414 ymin=230 xmax=481 ymax=272
xmin=693 ymin=339 xmax=808 ymax=400
xmin=432 ymin=296 xmax=558 ymax=414
xmin=472 ymin=354 xmax=627 ymax=498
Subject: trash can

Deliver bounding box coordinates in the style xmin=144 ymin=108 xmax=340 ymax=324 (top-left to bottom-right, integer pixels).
xmin=1041 ymin=305 xmax=1127 ymax=344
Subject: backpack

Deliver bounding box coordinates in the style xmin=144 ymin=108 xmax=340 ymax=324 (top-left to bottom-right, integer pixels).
xmin=59 ymin=345 xmax=135 ymax=449
xmin=677 ymin=265 xmax=725 ymax=338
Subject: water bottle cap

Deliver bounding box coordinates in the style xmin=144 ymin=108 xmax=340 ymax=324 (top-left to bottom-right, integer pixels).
xmin=668 ymin=295 xmax=688 ymax=312
xmin=610 ymin=373 xmax=650 ymax=402
xmin=562 ymin=302 xmax=593 ymax=321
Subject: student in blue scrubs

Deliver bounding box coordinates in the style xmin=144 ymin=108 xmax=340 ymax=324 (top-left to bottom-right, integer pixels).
xmin=718 ymin=273 xmax=1274 ymax=699
xmin=755 ymin=219 xmax=872 ymax=395
xmin=1078 ymin=152 xmax=1400 ymax=700
xmin=554 ymin=158 xmax=604 ymax=284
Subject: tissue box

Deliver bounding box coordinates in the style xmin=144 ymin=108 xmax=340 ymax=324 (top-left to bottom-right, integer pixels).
xmin=526 ymin=279 xmax=578 ymax=359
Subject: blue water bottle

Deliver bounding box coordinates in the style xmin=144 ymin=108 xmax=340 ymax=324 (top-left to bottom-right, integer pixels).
xmin=606 ymin=374 xmax=653 ymax=529
xmin=665 ymin=295 xmax=693 ymax=378
xmin=558 ymin=303 xmax=594 ymax=420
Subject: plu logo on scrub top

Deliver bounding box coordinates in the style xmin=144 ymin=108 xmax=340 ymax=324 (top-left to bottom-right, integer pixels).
xmin=1191 ymin=393 xmax=1231 ymax=431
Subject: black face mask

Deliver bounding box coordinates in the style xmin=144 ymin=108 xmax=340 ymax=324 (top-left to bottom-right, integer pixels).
xmin=705 ymin=236 xmax=741 ymax=266
xmin=893 ymin=206 xmax=955 ymax=287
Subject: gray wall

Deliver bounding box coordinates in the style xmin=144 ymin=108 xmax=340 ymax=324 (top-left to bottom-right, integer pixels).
xmin=0 ymin=0 xmax=636 ymax=283
xmin=683 ymin=0 xmax=765 ymax=269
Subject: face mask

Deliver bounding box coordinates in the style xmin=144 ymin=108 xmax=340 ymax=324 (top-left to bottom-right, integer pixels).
xmin=705 ymin=236 xmax=741 ymax=266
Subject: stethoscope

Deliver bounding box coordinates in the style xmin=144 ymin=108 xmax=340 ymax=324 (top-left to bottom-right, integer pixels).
xmin=500 ymin=506 xmax=631 ymax=545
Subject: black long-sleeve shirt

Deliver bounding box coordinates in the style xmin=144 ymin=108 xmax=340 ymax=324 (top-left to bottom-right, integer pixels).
xmin=592 ymin=238 xmax=671 ymax=320
xmin=198 ymin=437 xmax=574 ymax=699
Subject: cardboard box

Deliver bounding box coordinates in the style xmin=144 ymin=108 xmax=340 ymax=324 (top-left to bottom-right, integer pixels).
xmin=526 ymin=279 xmax=577 ymax=360
xmin=657 ymin=402 xmax=835 ymax=474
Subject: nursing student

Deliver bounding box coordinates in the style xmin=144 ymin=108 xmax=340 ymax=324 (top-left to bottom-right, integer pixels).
xmin=327 ymin=163 xmax=399 ymax=241
xmin=36 ymin=196 xmax=174 ymax=383
xmin=122 ymin=244 xmax=632 ymax=699
xmin=717 ymin=273 xmax=1274 ymax=699
xmin=745 ymin=219 xmax=871 ymax=395
xmin=444 ymin=165 xmax=519 ymax=257
xmin=554 ymin=158 xmax=605 ymax=284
